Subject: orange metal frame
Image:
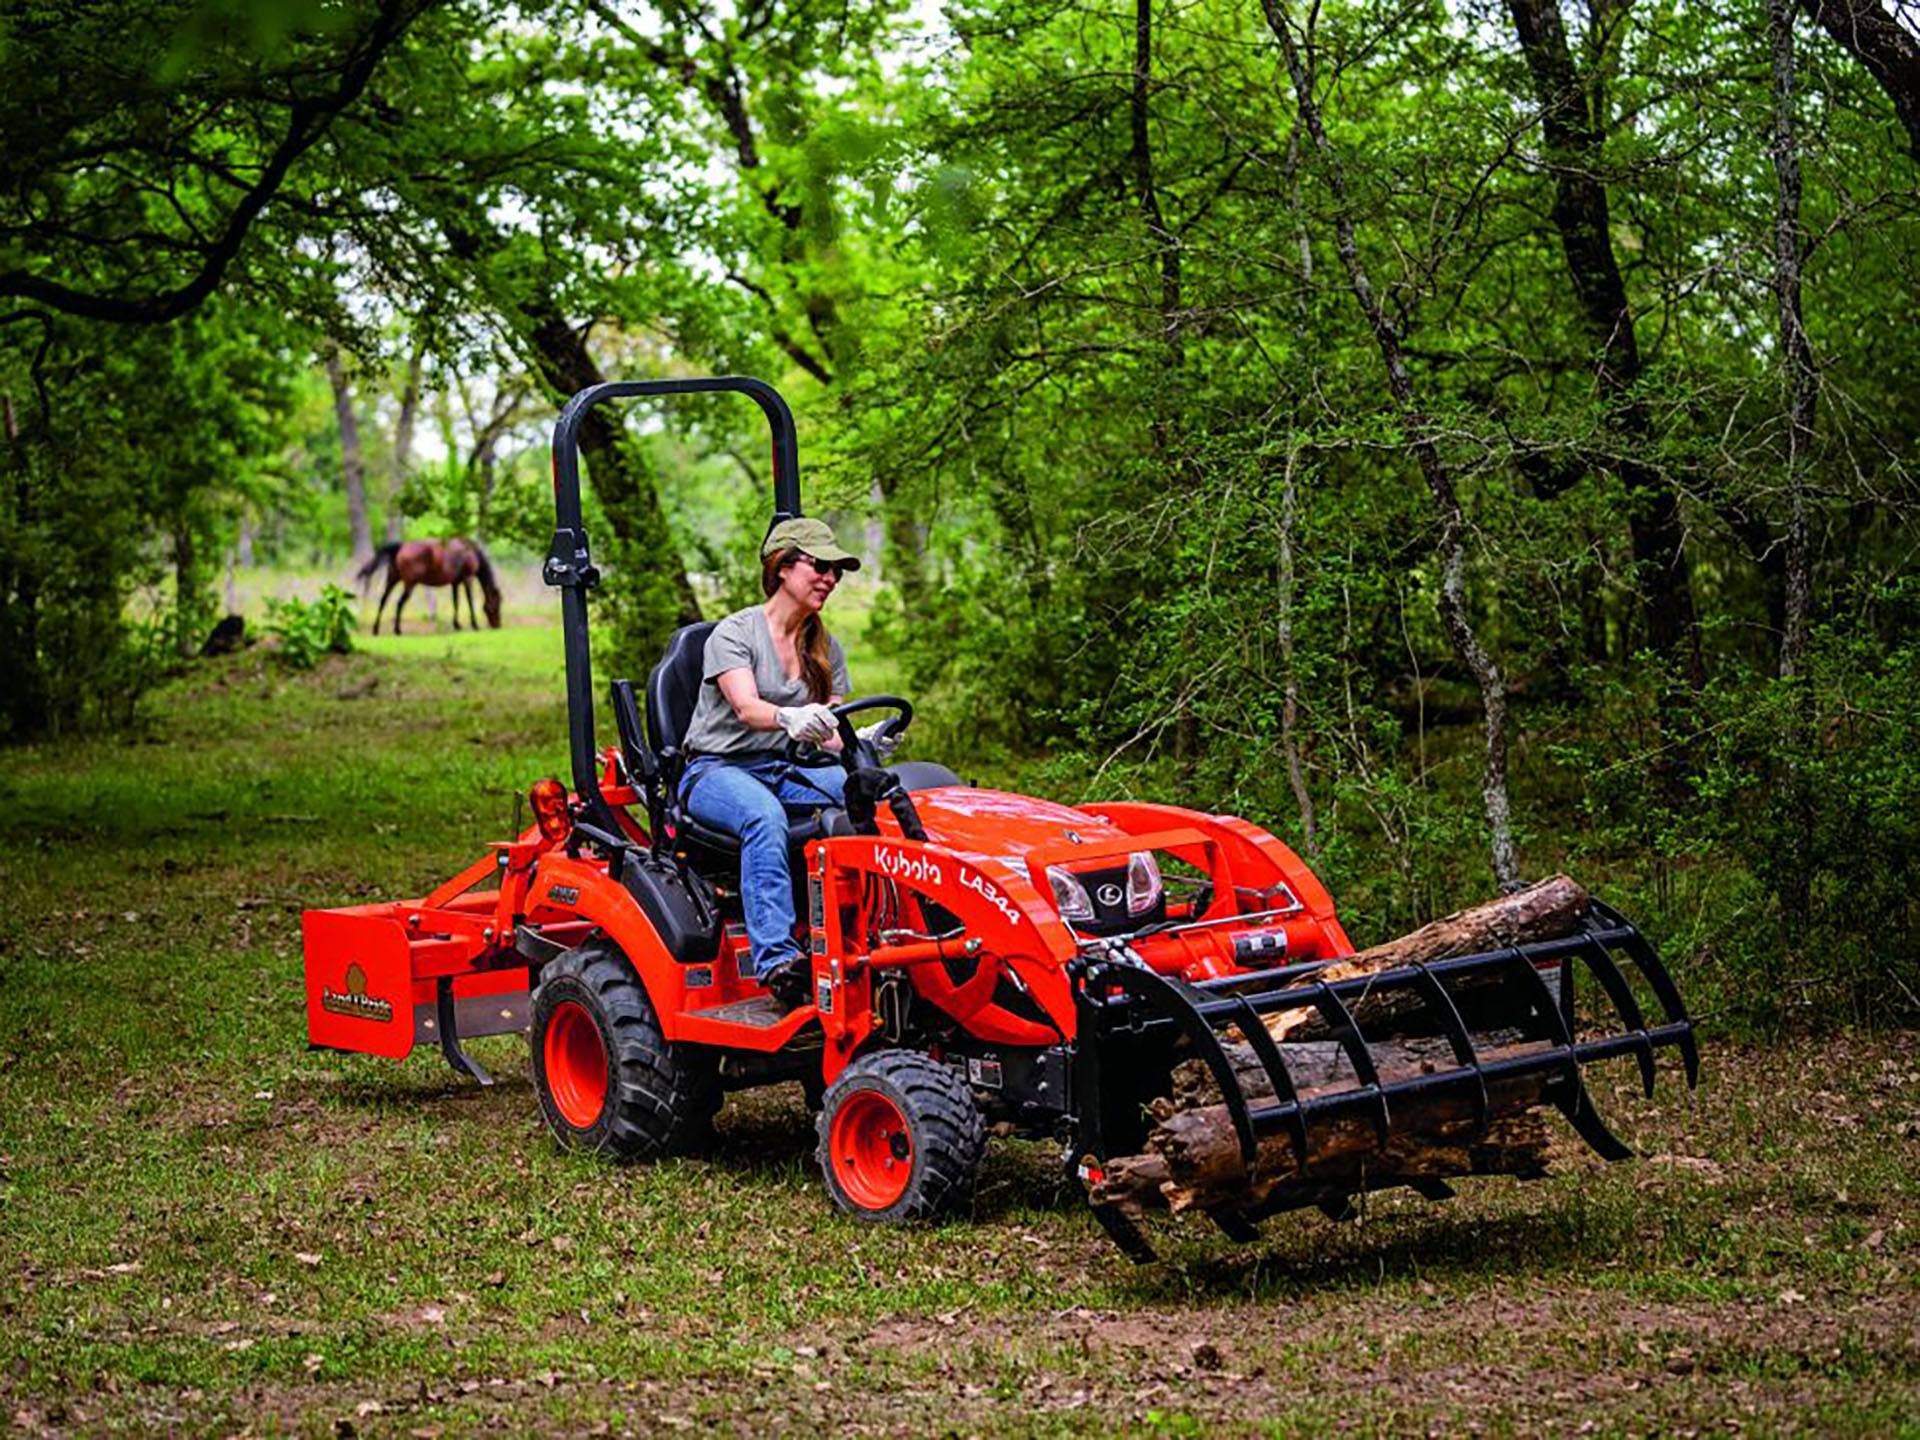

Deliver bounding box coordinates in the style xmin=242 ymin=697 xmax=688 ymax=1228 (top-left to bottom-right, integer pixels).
xmin=302 ymin=748 xmax=1356 ymax=1086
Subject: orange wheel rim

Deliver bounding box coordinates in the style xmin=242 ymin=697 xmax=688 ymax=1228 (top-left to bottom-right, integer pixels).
xmin=545 ymin=1001 xmax=608 ymax=1130
xmin=829 ymin=1089 xmax=914 ymax=1210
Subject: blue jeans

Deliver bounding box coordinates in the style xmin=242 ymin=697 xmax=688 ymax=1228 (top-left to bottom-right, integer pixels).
xmin=680 ymin=754 xmax=848 ymax=978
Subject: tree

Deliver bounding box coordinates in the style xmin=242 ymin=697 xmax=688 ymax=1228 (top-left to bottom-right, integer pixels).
xmin=0 ymin=0 xmax=438 ymax=325
xmin=1503 ymin=0 xmax=1702 ymax=708
xmin=1263 ymin=0 xmax=1518 ymax=886
xmin=1804 ymin=0 xmax=1920 ymax=160
xmin=325 ymin=341 xmax=373 ymax=563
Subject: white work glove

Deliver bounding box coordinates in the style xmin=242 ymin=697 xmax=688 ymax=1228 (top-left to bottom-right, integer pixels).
xmin=857 ymin=721 xmax=902 ymax=759
xmin=775 ymin=703 xmax=838 ymax=746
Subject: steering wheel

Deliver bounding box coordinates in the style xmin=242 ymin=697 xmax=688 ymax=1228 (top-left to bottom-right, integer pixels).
xmin=781 ymin=695 xmax=915 ymax=774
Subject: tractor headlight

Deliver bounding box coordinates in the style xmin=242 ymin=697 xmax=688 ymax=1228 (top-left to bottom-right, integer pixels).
xmin=1126 ymin=851 xmax=1163 ymax=916
xmin=1045 ymin=864 xmax=1096 ymax=923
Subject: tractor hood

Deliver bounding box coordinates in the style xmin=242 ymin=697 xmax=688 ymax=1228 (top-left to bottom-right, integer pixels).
xmin=906 ymin=786 xmax=1136 ymax=873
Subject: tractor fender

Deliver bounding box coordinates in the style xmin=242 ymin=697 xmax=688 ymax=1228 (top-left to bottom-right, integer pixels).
xmin=524 ymin=853 xmax=707 ymax=1037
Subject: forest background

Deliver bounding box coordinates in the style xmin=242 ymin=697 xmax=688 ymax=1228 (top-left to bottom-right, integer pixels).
xmin=3 ymin=0 xmax=1917 ymax=1032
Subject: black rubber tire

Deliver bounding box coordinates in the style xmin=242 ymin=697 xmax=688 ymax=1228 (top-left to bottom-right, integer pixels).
xmin=531 ymin=942 xmax=720 ymax=1161
xmin=815 ymin=1051 xmax=985 ymax=1223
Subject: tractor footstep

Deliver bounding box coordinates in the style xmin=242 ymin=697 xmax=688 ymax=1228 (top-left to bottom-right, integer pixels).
xmin=689 ymin=996 xmax=802 ymax=1028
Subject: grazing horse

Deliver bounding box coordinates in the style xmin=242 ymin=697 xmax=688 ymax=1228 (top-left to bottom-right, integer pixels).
xmin=356 ymin=538 xmax=503 ymax=635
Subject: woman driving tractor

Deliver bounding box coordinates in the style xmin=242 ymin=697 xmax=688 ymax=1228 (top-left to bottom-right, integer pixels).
xmin=677 ymin=516 xmax=894 ymax=1003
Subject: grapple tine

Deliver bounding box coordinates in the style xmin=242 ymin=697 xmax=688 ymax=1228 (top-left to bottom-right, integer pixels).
xmin=1592 ymin=899 xmax=1700 ymax=1088
xmin=1405 ymin=961 xmax=1490 ymax=1139
xmin=1094 ymin=963 xmax=1260 ymax=1174
xmin=1302 ymin=981 xmax=1391 ymax=1148
xmin=1206 ymin=1206 xmax=1262 ymax=1243
xmin=1229 ymin=994 xmax=1310 ymax=1172
xmin=1570 ymin=928 xmax=1658 ymax=1098
xmin=1505 ymin=949 xmax=1632 ymax=1162
xmin=1090 ymin=1202 xmax=1158 ymax=1264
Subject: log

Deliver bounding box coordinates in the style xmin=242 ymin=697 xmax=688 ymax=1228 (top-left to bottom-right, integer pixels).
xmin=1168 ymin=1031 xmax=1532 ymax=1112
xmin=1152 ymin=1049 xmax=1552 ymax=1200
xmin=1168 ymin=1110 xmax=1553 ymax=1218
xmin=1089 ymin=1112 xmax=1552 ymax=1218
xmin=1265 ymin=874 xmax=1589 ymax=1042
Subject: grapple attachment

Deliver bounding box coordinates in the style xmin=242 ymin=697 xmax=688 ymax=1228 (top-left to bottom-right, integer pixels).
xmin=1074 ymin=899 xmax=1698 ymax=1261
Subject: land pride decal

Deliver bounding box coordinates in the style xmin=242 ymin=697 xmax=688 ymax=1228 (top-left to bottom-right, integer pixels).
xmin=321 ymin=962 xmax=394 ymax=1023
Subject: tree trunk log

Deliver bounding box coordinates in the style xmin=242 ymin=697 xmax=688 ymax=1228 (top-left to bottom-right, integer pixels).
xmin=1266 ymin=873 xmax=1587 ymax=1041
xmin=1094 ymin=1044 xmax=1555 ymax=1216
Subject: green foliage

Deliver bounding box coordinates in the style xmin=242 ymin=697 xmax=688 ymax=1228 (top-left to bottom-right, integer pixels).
xmin=2 ymin=0 xmax=1918 ymax=1033
xmin=263 ymin=584 xmax=357 ymax=670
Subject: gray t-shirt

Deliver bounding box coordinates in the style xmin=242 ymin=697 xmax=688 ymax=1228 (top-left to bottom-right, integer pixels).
xmin=682 ymin=606 xmax=852 ymax=757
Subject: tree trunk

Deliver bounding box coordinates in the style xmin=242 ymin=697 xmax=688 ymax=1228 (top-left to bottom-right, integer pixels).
xmin=326 ymin=342 xmax=372 ymax=564
xmin=1771 ymin=2 xmax=1817 ymax=683
xmin=1504 ymin=0 xmax=1703 ymax=711
xmin=1770 ymin=0 xmax=1819 ymax=944
xmin=523 ymin=307 xmax=702 ymax=637
xmin=438 ymin=205 xmax=700 ymax=649
xmin=1132 ymin=0 xmax=1183 ymax=368
xmin=1263 ymin=0 xmax=1519 ymax=886
xmin=388 ymin=344 xmax=424 ymax=545
xmin=1 ymin=396 xmax=49 ymax=740
xmin=173 ymin=522 xmax=197 ymax=659
xmin=1805 ymin=0 xmax=1920 ymax=162
xmin=1276 ymin=446 xmax=1317 ymax=858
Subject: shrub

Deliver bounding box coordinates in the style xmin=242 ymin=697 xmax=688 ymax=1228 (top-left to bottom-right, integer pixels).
xmin=264 ymin=584 xmax=358 ymax=669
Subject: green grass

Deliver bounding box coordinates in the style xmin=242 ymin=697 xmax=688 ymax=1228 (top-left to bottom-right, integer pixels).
xmin=1 ymin=616 xmax=1916 ymax=1435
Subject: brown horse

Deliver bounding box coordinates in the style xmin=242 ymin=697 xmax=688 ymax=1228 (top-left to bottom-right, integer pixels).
xmin=356 ymin=538 xmax=503 ymax=635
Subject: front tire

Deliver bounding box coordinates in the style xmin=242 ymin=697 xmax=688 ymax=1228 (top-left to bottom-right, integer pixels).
xmin=531 ymin=942 xmax=719 ymax=1160
xmin=816 ymin=1051 xmax=985 ymax=1222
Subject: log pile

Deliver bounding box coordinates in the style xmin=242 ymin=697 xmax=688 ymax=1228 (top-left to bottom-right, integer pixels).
xmin=1091 ymin=875 xmax=1593 ymax=1224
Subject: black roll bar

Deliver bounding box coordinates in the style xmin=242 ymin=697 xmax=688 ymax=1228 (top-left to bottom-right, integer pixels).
xmin=546 ymin=377 xmax=803 ymax=826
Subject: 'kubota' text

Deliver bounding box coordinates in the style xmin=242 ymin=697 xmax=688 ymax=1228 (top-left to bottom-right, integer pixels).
xmin=875 ymin=847 xmax=944 ymax=887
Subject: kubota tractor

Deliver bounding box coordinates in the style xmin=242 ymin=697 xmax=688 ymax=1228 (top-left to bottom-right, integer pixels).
xmin=303 ymin=377 xmax=1697 ymax=1259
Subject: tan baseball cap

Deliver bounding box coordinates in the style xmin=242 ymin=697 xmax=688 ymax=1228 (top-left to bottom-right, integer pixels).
xmin=761 ymin=516 xmax=861 ymax=569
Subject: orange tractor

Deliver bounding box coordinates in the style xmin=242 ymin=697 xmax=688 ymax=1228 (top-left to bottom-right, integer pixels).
xmin=303 ymin=378 xmax=1697 ymax=1257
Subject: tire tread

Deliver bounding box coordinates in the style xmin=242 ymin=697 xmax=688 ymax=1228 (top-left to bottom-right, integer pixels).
xmin=815 ymin=1051 xmax=986 ymax=1222
xmin=532 ymin=943 xmax=719 ymax=1161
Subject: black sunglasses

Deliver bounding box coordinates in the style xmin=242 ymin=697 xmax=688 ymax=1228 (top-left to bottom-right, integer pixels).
xmin=794 ymin=553 xmax=849 ymax=578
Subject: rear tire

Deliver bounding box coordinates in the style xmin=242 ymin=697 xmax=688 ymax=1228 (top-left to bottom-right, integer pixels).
xmin=816 ymin=1051 xmax=985 ymax=1222
xmin=531 ymin=942 xmax=719 ymax=1160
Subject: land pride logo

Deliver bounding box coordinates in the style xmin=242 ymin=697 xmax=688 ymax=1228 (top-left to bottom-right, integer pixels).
xmin=322 ymin=963 xmax=393 ymax=1023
